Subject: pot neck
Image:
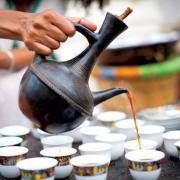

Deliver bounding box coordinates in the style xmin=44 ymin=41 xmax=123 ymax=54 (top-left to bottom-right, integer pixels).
xmin=70 ymin=13 xmax=128 ymax=82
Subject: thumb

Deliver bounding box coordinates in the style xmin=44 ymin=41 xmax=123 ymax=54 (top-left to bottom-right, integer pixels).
xmin=66 ymin=17 xmax=97 ymax=31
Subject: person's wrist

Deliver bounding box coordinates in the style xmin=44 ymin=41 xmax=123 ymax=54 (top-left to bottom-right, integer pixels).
xmin=17 ymin=12 xmax=33 ymax=41
xmin=4 ymin=50 xmax=15 ymax=71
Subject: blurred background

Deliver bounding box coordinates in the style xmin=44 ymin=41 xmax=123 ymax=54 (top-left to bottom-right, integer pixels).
xmin=0 ymin=0 xmax=179 ymax=127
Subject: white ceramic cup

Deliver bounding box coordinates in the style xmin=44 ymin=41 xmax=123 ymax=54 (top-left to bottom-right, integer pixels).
xmin=115 ymin=119 xmax=144 ymax=140
xmin=0 ymin=146 xmax=28 ymax=178
xmin=0 ymin=125 xmax=30 ymax=146
xmin=70 ymin=154 xmax=110 ymax=180
xmin=40 ymin=147 xmax=77 ymax=179
xmin=124 ymin=139 xmax=157 ymax=153
xmin=163 ymin=130 xmax=180 ymax=157
xmin=37 ymin=128 xmax=53 ymax=140
xmin=80 ymin=126 xmax=110 ymax=144
xmin=0 ymin=125 xmax=30 ymax=137
xmin=0 ymin=137 xmax=23 ymax=147
xmin=41 ymin=135 xmax=73 ymax=149
xmin=78 ymin=142 xmax=112 ymax=161
xmin=95 ymin=133 xmax=126 ymax=160
xmin=138 ymin=125 xmax=165 ymax=148
xmin=62 ymin=120 xmax=90 ymax=143
xmin=125 ymin=150 xmax=165 ymax=180
xmin=17 ymin=157 xmax=58 ymax=180
xmin=96 ymin=111 xmax=126 ymax=132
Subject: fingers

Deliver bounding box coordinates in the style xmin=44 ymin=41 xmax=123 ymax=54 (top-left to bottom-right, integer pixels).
xmin=38 ymin=35 xmax=60 ymax=50
xmin=23 ymin=9 xmax=97 ymax=55
xmin=49 ymin=12 xmax=76 ymax=37
xmin=46 ymin=25 xmax=68 ymax=42
xmin=25 ymin=35 xmax=60 ymax=55
xmin=25 ymin=40 xmax=52 ymax=55
xmin=67 ymin=17 xmax=97 ymax=31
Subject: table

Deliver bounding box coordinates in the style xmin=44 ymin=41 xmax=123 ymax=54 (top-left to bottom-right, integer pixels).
xmin=1 ymin=134 xmax=180 ymax=180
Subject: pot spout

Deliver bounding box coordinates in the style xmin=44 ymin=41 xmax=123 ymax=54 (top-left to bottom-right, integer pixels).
xmin=93 ymin=88 xmax=127 ymax=106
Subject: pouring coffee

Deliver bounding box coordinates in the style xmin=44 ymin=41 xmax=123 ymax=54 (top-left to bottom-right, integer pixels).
xmin=18 ymin=8 xmax=132 ymax=133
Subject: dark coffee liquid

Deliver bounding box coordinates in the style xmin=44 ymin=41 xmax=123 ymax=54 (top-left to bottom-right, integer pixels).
xmin=126 ymin=91 xmax=141 ymax=149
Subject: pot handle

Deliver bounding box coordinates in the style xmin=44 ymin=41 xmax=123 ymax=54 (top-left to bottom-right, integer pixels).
xmin=73 ymin=23 xmax=98 ymax=44
xmin=33 ymin=23 xmax=98 ymax=63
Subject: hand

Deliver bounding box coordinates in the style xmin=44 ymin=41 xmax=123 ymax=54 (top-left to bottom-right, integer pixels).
xmin=21 ymin=9 xmax=97 ymax=55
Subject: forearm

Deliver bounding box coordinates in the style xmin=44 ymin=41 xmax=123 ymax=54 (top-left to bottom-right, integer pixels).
xmin=0 ymin=9 xmax=30 ymax=41
xmin=0 ymin=48 xmax=35 ymax=71
xmin=0 ymin=51 xmax=10 ymax=69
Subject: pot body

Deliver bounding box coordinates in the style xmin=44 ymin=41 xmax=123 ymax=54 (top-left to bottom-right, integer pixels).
xmin=19 ymin=70 xmax=86 ymax=134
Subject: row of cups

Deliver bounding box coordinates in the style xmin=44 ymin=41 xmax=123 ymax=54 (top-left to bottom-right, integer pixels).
xmin=0 ymin=125 xmax=109 ymax=179
xmin=0 ymin=145 xmax=111 ymax=180
xmin=37 ymin=132 xmax=179 ymax=180
xmin=0 ymin=133 xmax=171 ymax=180
xmin=0 ymin=111 xmax=179 ymax=180
xmin=39 ymin=128 xmax=180 ymax=159
xmin=0 ymin=132 xmax=166 ymax=180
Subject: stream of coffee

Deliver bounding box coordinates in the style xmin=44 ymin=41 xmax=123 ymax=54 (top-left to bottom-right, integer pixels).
xmin=126 ymin=91 xmax=142 ymax=149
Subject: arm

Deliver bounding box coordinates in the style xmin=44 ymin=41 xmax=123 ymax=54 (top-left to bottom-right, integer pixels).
xmin=0 ymin=48 xmax=35 ymax=71
xmin=0 ymin=9 xmax=97 ymax=55
xmin=0 ymin=10 xmax=25 ymax=41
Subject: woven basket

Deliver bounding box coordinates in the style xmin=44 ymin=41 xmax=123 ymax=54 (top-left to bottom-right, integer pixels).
xmin=92 ymin=57 xmax=180 ymax=114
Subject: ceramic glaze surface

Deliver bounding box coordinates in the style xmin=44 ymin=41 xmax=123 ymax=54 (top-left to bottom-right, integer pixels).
xmin=0 ymin=137 xmax=23 ymax=147
xmin=163 ymin=131 xmax=180 ymax=157
xmin=95 ymin=133 xmax=126 ymax=160
xmin=70 ymin=155 xmax=110 ymax=180
xmin=124 ymin=139 xmax=157 ymax=153
xmin=0 ymin=146 xmax=28 ymax=178
xmin=40 ymin=147 xmax=77 ymax=178
xmin=125 ymin=150 xmax=165 ymax=180
xmin=41 ymin=135 xmax=73 ymax=149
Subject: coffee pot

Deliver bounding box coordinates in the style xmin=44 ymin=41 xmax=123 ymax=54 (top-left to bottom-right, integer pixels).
xmin=19 ymin=8 xmax=132 ymax=133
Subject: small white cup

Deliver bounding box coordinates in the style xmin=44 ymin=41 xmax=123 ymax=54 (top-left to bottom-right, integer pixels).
xmin=0 ymin=146 xmax=28 ymax=178
xmin=37 ymin=128 xmax=53 ymax=140
xmin=138 ymin=125 xmax=165 ymax=148
xmin=40 ymin=147 xmax=77 ymax=179
xmin=17 ymin=157 xmax=58 ymax=180
xmin=96 ymin=111 xmax=126 ymax=132
xmin=62 ymin=120 xmax=90 ymax=143
xmin=80 ymin=126 xmax=110 ymax=144
xmin=0 ymin=125 xmax=30 ymax=137
xmin=125 ymin=150 xmax=165 ymax=180
xmin=95 ymin=133 xmax=126 ymax=160
xmin=124 ymin=139 xmax=157 ymax=153
xmin=0 ymin=137 xmax=23 ymax=147
xmin=41 ymin=135 xmax=73 ymax=149
xmin=0 ymin=126 xmax=30 ymax=146
xmin=70 ymin=155 xmax=110 ymax=180
xmin=115 ymin=119 xmax=144 ymax=140
xmin=163 ymin=130 xmax=180 ymax=157
xmin=78 ymin=142 xmax=112 ymax=161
